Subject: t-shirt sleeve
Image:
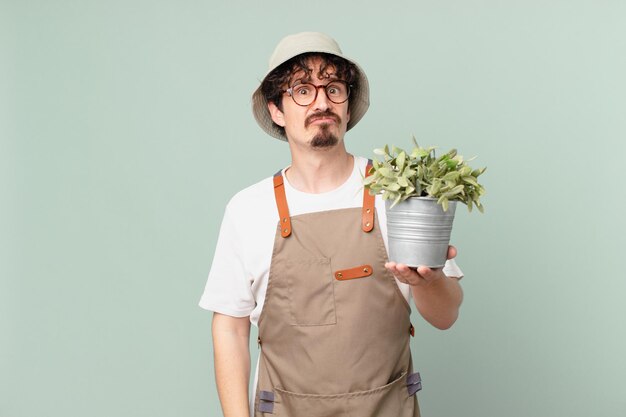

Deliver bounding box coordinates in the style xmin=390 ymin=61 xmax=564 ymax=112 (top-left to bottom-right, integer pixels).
xmin=198 ymin=201 xmax=256 ymax=317
xmin=443 ymin=258 xmax=464 ymax=279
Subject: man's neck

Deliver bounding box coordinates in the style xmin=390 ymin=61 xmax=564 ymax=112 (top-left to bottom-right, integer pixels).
xmin=285 ymin=146 xmax=354 ymax=194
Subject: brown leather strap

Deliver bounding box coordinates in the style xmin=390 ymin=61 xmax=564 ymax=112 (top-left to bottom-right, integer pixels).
xmin=362 ymin=159 xmax=375 ymax=232
xmin=273 ymin=172 xmax=292 ymax=238
xmin=334 ymin=264 xmax=373 ymax=281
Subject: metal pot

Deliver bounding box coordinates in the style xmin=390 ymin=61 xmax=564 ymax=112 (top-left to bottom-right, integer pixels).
xmin=385 ymin=197 xmax=457 ymax=268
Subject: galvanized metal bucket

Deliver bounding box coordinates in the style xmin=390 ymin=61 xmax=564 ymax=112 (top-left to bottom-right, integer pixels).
xmin=385 ymin=197 xmax=457 ymax=268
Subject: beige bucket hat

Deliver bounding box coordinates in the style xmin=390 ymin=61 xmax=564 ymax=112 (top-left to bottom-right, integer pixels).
xmin=252 ymin=32 xmax=370 ymax=141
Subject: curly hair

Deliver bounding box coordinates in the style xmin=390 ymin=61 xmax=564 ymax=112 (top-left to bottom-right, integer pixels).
xmin=260 ymin=53 xmax=359 ymax=137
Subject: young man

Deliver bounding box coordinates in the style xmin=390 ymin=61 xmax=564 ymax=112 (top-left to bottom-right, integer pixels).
xmin=200 ymin=32 xmax=464 ymax=417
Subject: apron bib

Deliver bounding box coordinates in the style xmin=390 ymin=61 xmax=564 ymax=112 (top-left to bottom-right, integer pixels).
xmin=255 ymin=165 xmax=421 ymax=417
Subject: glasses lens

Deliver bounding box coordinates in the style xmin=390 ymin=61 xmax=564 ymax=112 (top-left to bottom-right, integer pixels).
xmin=291 ymin=84 xmax=316 ymax=106
xmin=325 ymin=81 xmax=349 ymax=104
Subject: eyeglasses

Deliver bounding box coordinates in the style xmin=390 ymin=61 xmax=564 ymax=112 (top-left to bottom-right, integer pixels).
xmin=284 ymin=80 xmax=351 ymax=106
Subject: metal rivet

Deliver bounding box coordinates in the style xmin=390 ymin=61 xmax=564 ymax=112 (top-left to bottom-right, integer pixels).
xmin=366 ymin=222 xmax=371 ymax=227
xmin=366 ymin=208 xmax=371 ymax=213
xmin=363 ymin=268 xmax=369 ymax=273
xmin=282 ymin=218 xmax=287 ymax=223
xmin=337 ymin=272 xmax=343 ymax=278
xmin=283 ymin=228 xmax=289 ymax=233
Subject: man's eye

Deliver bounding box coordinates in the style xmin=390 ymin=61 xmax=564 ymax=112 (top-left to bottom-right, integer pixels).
xmin=327 ymin=87 xmax=339 ymax=95
xmin=297 ymin=88 xmax=310 ymax=95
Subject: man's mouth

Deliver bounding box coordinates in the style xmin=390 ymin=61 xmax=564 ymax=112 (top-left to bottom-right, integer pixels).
xmin=311 ymin=117 xmax=336 ymax=124
xmin=305 ymin=112 xmax=340 ymax=128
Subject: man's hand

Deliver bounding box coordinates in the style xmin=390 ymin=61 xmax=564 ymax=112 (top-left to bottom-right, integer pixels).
xmin=385 ymin=245 xmax=463 ymax=329
xmin=385 ymin=245 xmax=457 ymax=286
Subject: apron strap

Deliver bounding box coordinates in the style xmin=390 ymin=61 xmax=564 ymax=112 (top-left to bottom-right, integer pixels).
xmin=361 ymin=159 xmax=375 ymax=233
xmin=273 ymin=170 xmax=292 ymax=238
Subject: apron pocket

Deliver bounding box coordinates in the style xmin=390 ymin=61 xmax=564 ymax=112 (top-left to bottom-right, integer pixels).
xmin=270 ymin=371 xmax=413 ymax=417
xmin=285 ymin=258 xmax=336 ymax=326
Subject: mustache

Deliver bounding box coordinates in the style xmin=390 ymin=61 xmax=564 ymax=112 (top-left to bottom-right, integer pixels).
xmin=305 ymin=111 xmax=341 ymax=128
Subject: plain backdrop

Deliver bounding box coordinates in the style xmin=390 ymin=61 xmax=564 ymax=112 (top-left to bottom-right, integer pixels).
xmin=2 ymin=1 xmax=625 ymax=416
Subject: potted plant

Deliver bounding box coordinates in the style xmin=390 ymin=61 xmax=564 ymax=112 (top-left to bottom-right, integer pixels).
xmin=363 ymin=137 xmax=486 ymax=268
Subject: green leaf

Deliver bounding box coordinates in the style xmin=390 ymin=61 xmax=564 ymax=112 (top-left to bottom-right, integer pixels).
xmin=441 ymin=198 xmax=449 ymax=212
xmin=472 ymin=167 xmax=487 ymax=177
xmin=396 ymin=151 xmax=406 ymax=171
xmin=391 ymin=193 xmax=402 ymax=208
xmin=459 ymin=166 xmax=472 ymax=176
xmin=446 ymin=159 xmax=458 ymax=169
xmin=449 ymin=184 xmax=465 ymax=195
xmin=362 ymin=175 xmax=377 ymax=185
xmin=417 ymin=149 xmax=430 ymax=158
xmin=462 ymin=176 xmax=479 ymax=186
xmin=397 ymin=175 xmax=409 ymax=187
xmin=378 ymin=167 xmax=395 ymax=178
xmin=430 ymin=179 xmax=442 ymax=196
xmin=442 ymin=171 xmax=460 ymax=181
xmin=442 ymin=185 xmax=464 ymax=199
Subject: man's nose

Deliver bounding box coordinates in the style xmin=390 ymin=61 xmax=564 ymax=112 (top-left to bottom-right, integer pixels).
xmin=312 ymin=86 xmax=330 ymax=110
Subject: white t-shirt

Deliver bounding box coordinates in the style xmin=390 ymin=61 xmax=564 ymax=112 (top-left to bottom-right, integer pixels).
xmin=199 ymin=155 xmax=463 ymax=326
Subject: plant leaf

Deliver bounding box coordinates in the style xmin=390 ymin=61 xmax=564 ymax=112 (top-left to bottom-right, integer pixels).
xmin=378 ymin=167 xmax=395 ymax=178
xmin=396 ymin=151 xmax=406 ymax=171
xmin=442 ymin=171 xmax=460 ymax=181
xmin=362 ymin=175 xmax=377 ymax=185
xmin=462 ymin=176 xmax=479 ymax=186
xmin=441 ymin=198 xmax=449 ymax=212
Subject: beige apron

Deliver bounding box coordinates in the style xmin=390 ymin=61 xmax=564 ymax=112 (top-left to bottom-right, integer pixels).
xmin=255 ymin=163 xmax=421 ymax=417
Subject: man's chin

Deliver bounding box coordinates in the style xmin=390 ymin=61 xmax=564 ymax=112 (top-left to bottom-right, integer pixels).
xmin=309 ymin=125 xmax=340 ymax=148
xmin=311 ymin=137 xmax=338 ymax=148
xmin=311 ymin=133 xmax=339 ymax=148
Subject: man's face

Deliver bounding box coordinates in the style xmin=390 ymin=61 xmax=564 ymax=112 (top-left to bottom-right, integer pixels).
xmin=268 ymin=57 xmax=350 ymax=149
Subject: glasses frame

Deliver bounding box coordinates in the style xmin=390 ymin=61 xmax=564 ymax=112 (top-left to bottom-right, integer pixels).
xmin=283 ymin=80 xmax=352 ymax=106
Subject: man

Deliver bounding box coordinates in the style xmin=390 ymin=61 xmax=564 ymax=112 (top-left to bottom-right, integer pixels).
xmin=200 ymin=32 xmax=464 ymax=417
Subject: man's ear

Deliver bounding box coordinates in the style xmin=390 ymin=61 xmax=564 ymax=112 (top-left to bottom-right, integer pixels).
xmin=268 ymin=102 xmax=286 ymax=127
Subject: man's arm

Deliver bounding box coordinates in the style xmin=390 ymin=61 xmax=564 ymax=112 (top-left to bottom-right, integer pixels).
xmin=212 ymin=312 xmax=251 ymax=417
xmin=386 ymin=245 xmax=463 ymax=330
